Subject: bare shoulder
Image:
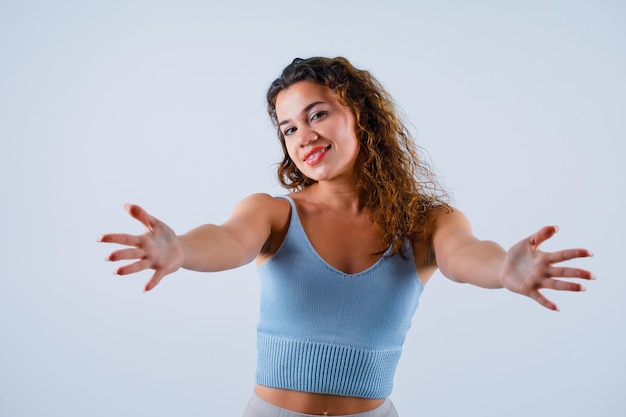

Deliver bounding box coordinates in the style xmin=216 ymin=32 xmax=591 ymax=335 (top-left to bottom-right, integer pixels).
xmin=430 ymin=206 xmax=472 ymax=240
xmin=222 ymin=193 xmax=291 ymax=237
xmin=231 ymin=193 xmax=290 ymax=217
xmin=238 ymin=194 xmax=292 ymax=262
xmin=410 ymin=206 xmax=469 ymax=249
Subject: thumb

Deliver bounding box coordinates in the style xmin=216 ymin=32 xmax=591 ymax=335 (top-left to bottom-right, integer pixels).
xmin=528 ymin=225 xmax=558 ymax=249
xmin=125 ymin=204 xmax=158 ymax=232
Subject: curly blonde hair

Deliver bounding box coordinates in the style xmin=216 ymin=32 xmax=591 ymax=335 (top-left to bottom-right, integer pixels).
xmin=267 ymin=57 xmax=450 ymax=255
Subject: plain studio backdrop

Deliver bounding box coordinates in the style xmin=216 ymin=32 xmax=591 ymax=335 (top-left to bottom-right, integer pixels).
xmin=0 ymin=1 xmax=624 ymax=416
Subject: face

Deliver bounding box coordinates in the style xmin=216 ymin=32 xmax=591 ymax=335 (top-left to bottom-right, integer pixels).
xmin=275 ymin=81 xmax=360 ymax=184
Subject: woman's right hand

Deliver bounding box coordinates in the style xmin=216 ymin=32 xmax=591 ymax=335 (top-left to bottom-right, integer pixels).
xmin=99 ymin=204 xmax=185 ymax=291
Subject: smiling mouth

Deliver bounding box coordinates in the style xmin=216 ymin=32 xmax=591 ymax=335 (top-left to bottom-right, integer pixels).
xmin=304 ymin=145 xmax=332 ymax=162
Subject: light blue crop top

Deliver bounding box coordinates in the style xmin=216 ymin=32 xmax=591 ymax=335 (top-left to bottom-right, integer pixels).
xmin=255 ymin=196 xmax=424 ymax=399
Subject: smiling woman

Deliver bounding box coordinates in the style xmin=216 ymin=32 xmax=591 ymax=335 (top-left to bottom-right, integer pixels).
xmin=276 ymin=81 xmax=360 ymax=187
xmin=100 ymin=57 xmax=595 ymax=417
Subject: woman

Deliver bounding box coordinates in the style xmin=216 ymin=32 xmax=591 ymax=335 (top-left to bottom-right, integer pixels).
xmin=100 ymin=57 xmax=594 ymax=417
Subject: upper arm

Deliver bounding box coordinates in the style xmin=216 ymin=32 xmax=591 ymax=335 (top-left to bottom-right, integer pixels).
xmin=219 ymin=193 xmax=287 ymax=263
xmin=431 ymin=207 xmax=480 ymax=282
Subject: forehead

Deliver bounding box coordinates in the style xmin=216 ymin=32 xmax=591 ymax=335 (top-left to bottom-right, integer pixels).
xmin=275 ymin=81 xmax=339 ymax=120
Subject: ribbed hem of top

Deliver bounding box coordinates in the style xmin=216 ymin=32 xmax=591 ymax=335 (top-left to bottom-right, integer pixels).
xmin=255 ymin=333 xmax=400 ymax=399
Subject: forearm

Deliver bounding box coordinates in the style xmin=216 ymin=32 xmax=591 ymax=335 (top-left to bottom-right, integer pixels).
xmin=178 ymin=224 xmax=257 ymax=272
xmin=431 ymin=208 xmax=594 ymax=310
xmin=441 ymin=240 xmax=506 ymax=289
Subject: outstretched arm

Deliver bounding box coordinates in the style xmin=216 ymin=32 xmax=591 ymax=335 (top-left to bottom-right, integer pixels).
xmin=432 ymin=209 xmax=595 ymax=311
xmin=99 ymin=193 xmax=277 ymax=291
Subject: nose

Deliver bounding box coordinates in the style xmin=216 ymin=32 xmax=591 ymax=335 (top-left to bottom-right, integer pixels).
xmin=296 ymin=126 xmax=319 ymax=147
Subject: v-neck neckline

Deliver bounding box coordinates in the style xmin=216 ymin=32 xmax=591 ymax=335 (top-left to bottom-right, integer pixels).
xmin=284 ymin=195 xmax=392 ymax=277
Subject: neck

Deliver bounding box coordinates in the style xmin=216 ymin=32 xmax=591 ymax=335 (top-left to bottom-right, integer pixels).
xmin=307 ymin=180 xmax=362 ymax=213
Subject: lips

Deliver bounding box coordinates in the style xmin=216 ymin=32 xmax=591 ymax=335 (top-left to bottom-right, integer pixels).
xmin=303 ymin=145 xmax=331 ymax=162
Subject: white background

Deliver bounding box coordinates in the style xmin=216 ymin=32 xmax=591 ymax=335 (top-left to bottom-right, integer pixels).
xmin=1 ymin=1 xmax=624 ymax=416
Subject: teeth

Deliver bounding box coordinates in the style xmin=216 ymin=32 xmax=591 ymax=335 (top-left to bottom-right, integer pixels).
xmin=306 ymin=146 xmax=330 ymax=161
xmin=306 ymin=148 xmax=327 ymax=161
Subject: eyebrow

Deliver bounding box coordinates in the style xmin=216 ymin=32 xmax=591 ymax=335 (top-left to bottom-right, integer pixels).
xmin=278 ymin=101 xmax=325 ymax=126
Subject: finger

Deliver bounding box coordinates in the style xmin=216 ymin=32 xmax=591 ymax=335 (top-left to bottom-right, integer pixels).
xmin=529 ymin=289 xmax=560 ymax=312
xmin=124 ymin=204 xmax=157 ymax=231
xmin=549 ymin=248 xmax=594 ymax=264
xmin=106 ymin=248 xmax=145 ymax=262
xmin=144 ymin=270 xmax=166 ymax=292
xmin=528 ymin=225 xmax=558 ymax=249
xmin=98 ymin=233 xmax=142 ymax=247
xmin=541 ymin=278 xmax=587 ymax=292
xmin=114 ymin=259 xmax=152 ymax=276
xmin=547 ymin=265 xmax=596 ymax=280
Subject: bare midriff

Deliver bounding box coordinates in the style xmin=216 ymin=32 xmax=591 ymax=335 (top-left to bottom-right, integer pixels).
xmin=255 ymin=385 xmax=385 ymax=415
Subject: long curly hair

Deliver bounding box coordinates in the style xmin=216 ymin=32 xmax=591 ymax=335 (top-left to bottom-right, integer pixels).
xmin=267 ymin=57 xmax=450 ymax=256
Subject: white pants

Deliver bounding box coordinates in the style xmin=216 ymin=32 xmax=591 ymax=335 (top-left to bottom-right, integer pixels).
xmin=242 ymin=392 xmax=399 ymax=417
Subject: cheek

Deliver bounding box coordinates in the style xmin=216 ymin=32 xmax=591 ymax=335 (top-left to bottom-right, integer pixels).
xmin=346 ymin=131 xmax=361 ymax=154
xmin=284 ymin=141 xmax=300 ymax=163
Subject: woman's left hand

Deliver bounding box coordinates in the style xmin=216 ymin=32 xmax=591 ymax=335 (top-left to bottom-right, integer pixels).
xmin=500 ymin=226 xmax=595 ymax=311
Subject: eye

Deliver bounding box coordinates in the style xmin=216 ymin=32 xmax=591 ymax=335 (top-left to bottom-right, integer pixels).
xmin=310 ymin=111 xmax=328 ymax=122
xmin=283 ymin=127 xmax=296 ymax=137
